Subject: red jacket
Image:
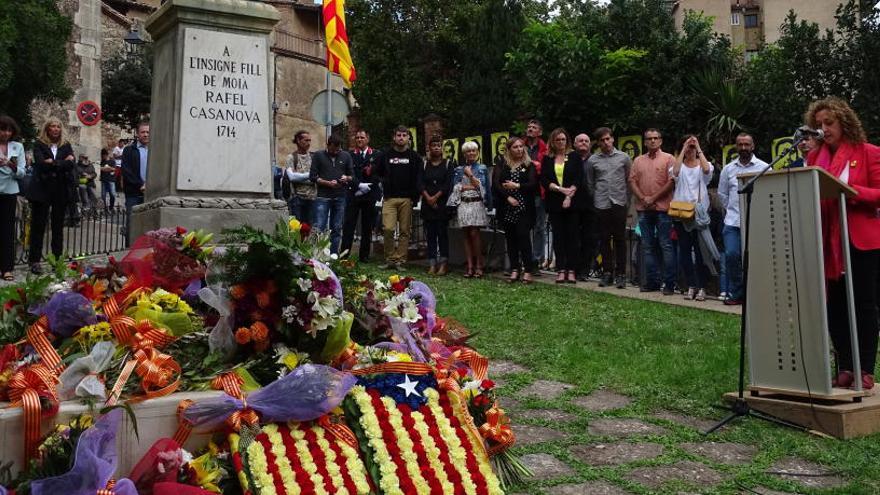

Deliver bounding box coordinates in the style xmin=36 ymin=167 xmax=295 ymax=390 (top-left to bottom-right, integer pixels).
xmin=808 ymin=141 xmax=880 ymax=278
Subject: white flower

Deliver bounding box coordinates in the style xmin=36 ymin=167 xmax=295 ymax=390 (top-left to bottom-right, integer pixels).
xmin=281 ymin=304 xmax=298 ymax=323
xmin=330 ymin=253 xmax=338 ymax=260
xmin=296 ymin=278 xmax=312 ymax=291
xmin=462 ymin=379 xmax=482 ymax=392
xmin=382 ymin=293 xmax=422 ymax=323
xmin=313 ymin=263 xmax=332 ymax=281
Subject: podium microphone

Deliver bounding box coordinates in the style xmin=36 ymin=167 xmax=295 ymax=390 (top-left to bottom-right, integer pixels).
xmin=794 ymin=126 xmax=824 ymax=141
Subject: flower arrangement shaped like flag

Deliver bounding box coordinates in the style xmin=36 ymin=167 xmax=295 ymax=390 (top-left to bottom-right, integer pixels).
xmin=323 ymin=0 xmax=356 ymax=87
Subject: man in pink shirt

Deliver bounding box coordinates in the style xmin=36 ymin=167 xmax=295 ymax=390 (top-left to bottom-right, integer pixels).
xmin=628 ymin=128 xmax=676 ymax=294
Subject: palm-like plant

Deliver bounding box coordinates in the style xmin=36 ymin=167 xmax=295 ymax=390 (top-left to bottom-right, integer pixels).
xmin=689 ymin=68 xmax=749 ymax=145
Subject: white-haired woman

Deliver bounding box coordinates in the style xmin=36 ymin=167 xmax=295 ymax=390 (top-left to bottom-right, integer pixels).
xmin=449 ymin=141 xmax=492 ymax=278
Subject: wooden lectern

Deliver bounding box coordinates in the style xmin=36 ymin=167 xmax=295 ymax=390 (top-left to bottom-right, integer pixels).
xmin=740 ymin=166 xmax=869 ymax=401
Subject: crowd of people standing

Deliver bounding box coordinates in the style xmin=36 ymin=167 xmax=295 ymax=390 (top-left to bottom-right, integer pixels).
xmin=0 ymin=115 xmax=149 ymax=277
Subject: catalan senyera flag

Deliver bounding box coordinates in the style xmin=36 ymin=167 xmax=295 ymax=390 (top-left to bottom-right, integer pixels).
xmin=323 ymin=0 xmax=356 ymax=87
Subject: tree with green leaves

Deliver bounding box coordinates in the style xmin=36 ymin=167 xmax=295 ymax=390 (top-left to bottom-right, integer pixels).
xmin=101 ymin=47 xmax=153 ymax=130
xmin=0 ymin=0 xmax=72 ymax=138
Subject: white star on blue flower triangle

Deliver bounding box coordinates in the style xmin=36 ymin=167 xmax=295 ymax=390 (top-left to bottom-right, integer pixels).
xmin=396 ymin=374 xmax=421 ymax=397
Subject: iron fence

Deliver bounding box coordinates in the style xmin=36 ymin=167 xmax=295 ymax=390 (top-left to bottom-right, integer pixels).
xmin=14 ymin=199 xmax=127 ymax=265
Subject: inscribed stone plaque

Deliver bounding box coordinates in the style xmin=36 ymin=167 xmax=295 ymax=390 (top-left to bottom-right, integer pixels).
xmin=178 ymin=28 xmax=271 ymax=193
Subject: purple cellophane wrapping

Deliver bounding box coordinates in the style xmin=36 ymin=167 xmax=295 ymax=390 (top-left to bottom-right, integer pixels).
xmin=31 ymin=291 xmax=97 ymax=338
xmin=408 ymin=281 xmax=436 ymax=336
xmin=184 ymin=364 xmax=356 ymax=430
xmin=388 ymin=316 xmax=429 ymax=362
xmin=31 ymin=409 xmax=136 ymax=495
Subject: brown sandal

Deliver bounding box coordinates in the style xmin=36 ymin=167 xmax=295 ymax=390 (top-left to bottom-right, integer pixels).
xmin=507 ymin=270 xmax=519 ymax=283
xmin=522 ymin=273 xmax=533 ymax=284
xmin=474 ymin=268 xmax=484 ymax=279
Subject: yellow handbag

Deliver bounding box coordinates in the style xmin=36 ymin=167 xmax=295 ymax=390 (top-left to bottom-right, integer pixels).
xmin=668 ymin=200 xmax=696 ymax=220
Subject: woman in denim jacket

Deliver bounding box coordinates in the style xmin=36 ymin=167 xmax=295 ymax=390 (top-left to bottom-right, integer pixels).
xmin=449 ymin=141 xmax=492 ymax=278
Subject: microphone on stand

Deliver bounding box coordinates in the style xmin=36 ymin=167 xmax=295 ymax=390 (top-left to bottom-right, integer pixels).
xmin=786 ymin=127 xmax=823 ymax=168
xmin=794 ymin=126 xmax=824 ymax=141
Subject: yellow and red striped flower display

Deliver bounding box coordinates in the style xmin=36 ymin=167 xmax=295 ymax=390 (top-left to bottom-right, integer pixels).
xmin=348 ymin=376 xmax=504 ymax=495
xmin=230 ymin=420 xmax=372 ymax=495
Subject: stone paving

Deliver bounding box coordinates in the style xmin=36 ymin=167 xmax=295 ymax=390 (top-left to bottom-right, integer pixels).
xmin=497 ymin=363 xmax=849 ymax=494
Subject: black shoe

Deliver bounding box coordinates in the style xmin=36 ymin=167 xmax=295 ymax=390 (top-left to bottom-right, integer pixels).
xmin=615 ymin=276 xmax=626 ymax=289
xmin=661 ymin=287 xmax=675 ymax=296
xmin=639 ymin=286 xmax=659 ymax=293
xmin=598 ymin=275 xmax=612 ymax=287
xmin=30 ymin=263 xmax=42 ymax=275
xmin=577 ymin=274 xmax=591 ymax=282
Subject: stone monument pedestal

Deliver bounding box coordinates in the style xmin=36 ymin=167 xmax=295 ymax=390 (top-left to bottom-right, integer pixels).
xmin=133 ymin=0 xmax=286 ymax=236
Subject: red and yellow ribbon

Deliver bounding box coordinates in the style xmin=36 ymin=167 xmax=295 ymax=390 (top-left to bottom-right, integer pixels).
xmin=318 ymin=415 xmax=359 ymax=450
xmin=351 ymin=362 xmax=433 ymax=376
xmin=172 ymin=399 xmax=195 ymax=445
xmin=478 ymin=405 xmax=515 ymax=456
xmin=8 ymin=364 xmax=59 ymax=462
xmin=106 ymin=328 xmax=181 ymax=406
xmin=26 ymin=316 xmax=63 ymax=374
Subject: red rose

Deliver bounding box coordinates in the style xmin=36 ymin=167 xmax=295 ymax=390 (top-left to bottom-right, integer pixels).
xmin=300 ymin=222 xmax=311 ymax=236
xmin=176 ymin=226 xmax=187 ymax=235
xmin=480 ymin=379 xmax=495 ymax=390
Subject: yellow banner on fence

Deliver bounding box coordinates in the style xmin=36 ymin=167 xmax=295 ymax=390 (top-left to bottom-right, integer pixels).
xmin=490 ymin=132 xmax=509 ymax=166
xmin=443 ymin=138 xmax=459 ymax=163
xmin=722 ymin=144 xmax=738 ymax=166
xmin=618 ymin=135 xmax=643 ymax=160
xmin=408 ymin=127 xmax=418 ymax=154
xmin=771 ymin=136 xmax=803 ymax=169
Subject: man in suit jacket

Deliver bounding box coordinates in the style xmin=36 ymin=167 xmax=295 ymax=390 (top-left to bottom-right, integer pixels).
xmin=121 ymin=120 xmax=149 ymax=246
xmin=341 ymin=129 xmax=382 ymax=261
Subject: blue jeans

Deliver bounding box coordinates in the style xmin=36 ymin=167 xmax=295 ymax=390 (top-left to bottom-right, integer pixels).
xmin=101 ymin=181 xmax=116 ymax=209
xmin=723 ymin=225 xmax=743 ymax=300
xmin=676 ymin=223 xmax=707 ymax=289
xmin=313 ymin=196 xmax=346 ymax=253
xmin=124 ymin=194 xmax=144 ymax=247
xmin=287 ymin=195 xmax=314 ymax=224
xmin=639 ymin=211 xmax=676 ymax=289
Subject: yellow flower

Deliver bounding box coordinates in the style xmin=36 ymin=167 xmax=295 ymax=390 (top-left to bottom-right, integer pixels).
xmin=190 ymin=452 xmax=223 ymax=493
xmin=352 ymin=386 xmax=402 ymax=494
xmin=425 ymin=388 xmax=479 ymax=495
xmin=411 ymin=411 xmax=455 ymax=494
xmin=246 ymin=440 xmax=278 ymax=495
xmin=289 ymin=217 xmax=302 ymax=232
xmin=265 ymin=425 xmax=300 ymax=495
xmin=382 ymin=396 xmax=430 ymax=495
xmin=388 ymin=274 xmax=400 ymax=284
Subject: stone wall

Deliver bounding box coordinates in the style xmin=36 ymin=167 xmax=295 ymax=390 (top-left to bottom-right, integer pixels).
xmin=273 ymin=55 xmax=345 ymax=163
xmin=762 ymin=1 xmax=842 ymax=44
xmin=30 ymin=0 xmax=103 ymax=162
xmin=100 ymin=11 xmax=133 ymax=150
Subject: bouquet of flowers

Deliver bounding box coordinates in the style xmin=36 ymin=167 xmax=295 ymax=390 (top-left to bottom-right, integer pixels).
xmin=122 ymin=227 xmax=212 ymax=291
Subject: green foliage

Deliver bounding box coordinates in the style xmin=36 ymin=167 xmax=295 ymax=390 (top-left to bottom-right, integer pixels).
xmin=346 ymin=0 xmax=534 ymax=145
xmin=101 ymin=47 xmax=153 ymax=130
xmin=739 ymin=1 xmax=880 ymax=151
xmin=0 ymin=0 xmax=72 ymax=138
xmin=689 ymin=68 xmax=748 ymax=146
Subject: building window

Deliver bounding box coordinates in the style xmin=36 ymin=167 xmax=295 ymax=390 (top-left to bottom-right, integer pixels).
xmin=731 ymin=13 xmax=741 ymax=26
xmin=745 ymin=14 xmax=759 ymax=28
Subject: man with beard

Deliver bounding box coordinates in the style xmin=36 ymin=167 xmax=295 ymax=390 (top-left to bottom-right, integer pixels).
xmin=717 ymin=132 xmax=769 ymax=305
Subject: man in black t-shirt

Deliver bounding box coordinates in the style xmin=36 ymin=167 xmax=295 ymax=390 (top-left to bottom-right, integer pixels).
xmin=374 ymin=125 xmax=423 ymax=268
xmin=99 ymin=148 xmax=117 ymax=209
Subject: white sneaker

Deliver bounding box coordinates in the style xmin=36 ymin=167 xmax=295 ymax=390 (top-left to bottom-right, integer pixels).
xmin=718 ymin=291 xmax=728 ymax=301
xmin=695 ymin=288 xmax=706 ymax=301
xmin=683 ymin=287 xmax=696 ymax=300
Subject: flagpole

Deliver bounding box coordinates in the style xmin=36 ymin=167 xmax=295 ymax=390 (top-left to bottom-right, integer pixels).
xmin=325 ymin=70 xmax=332 ymax=140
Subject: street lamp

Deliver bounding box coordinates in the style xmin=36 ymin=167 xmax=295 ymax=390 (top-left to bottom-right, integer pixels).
xmin=124 ymin=26 xmax=146 ymax=54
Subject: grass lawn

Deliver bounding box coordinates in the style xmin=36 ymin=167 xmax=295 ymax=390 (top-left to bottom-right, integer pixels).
xmin=365 ymin=266 xmax=880 ymax=495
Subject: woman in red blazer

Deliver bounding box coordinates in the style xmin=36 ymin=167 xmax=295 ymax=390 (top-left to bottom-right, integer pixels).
xmin=806 ymin=97 xmax=880 ymax=390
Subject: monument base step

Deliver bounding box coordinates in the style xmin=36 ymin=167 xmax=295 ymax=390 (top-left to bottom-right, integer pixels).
xmin=132 ymin=196 xmax=288 ymax=235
